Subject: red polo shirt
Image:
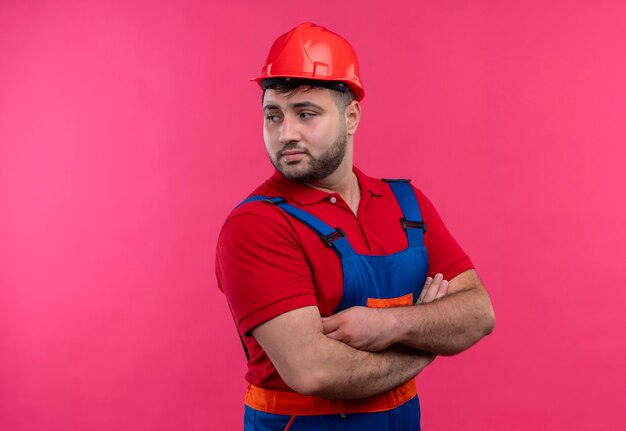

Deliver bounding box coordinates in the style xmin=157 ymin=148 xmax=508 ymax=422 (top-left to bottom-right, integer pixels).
xmin=216 ymin=167 xmax=473 ymax=390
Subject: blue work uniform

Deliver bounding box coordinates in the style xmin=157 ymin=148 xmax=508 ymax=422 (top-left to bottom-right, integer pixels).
xmin=238 ymin=179 xmax=428 ymax=431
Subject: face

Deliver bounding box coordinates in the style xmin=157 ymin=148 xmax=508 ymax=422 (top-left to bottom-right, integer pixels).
xmin=263 ymin=87 xmax=348 ymax=183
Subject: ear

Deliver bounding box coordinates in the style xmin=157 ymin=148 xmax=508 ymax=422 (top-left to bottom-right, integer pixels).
xmin=344 ymin=101 xmax=361 ymax=136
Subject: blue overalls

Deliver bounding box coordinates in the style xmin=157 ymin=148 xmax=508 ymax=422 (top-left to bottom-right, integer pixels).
xmin=239 ymin=179 xmax=428 ymax=431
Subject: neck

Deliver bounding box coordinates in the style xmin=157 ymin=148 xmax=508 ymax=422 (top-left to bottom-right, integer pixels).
xmin=306 ymin=158 xmax=360 ymax=215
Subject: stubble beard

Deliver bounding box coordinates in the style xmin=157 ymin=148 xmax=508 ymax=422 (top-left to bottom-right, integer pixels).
xmin=271 ymin=132 xmax=347 ymax=183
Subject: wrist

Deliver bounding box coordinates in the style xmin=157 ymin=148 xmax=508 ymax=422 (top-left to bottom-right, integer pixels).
xmin=382 ymin=307 xmax=404 ymax=346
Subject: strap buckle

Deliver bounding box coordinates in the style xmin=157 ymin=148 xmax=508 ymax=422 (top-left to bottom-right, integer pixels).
xmin=263 ymin=196 xmax=287 ymax=205
xmin=400 ymin=218 xmax=426 ymax=232
xmin=382 ymin=178 xmax=411 ymax=183
xmin=322 ymin=228 xmax=345 ymax=247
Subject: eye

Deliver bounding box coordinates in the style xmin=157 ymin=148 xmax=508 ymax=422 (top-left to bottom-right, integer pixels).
xmin=265 ymin=114 xmax=281 ymax=123
xmin=299 ymin=111 xmax=316 ymax=119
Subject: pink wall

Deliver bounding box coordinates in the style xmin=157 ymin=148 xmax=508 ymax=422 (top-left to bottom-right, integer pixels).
xmin=1 ymin=1 xmax=625 ymax=430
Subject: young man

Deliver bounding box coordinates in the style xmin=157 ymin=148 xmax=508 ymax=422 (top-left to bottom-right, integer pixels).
xmin=216 ymin=22 xmax=495 ymax=430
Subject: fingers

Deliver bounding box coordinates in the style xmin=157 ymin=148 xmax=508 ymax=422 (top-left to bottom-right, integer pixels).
xmin=417 ymin=273 xmax=448 ymax=304
xmin=324 ymin=330 xmax=342 ymax=341
xmin=417 ymin=276 xmax=433 ymax=304
xmin=321 ymin=316 xmax=340 ymax=335
xmin=434 ymin=279 xmax=449 ymax=300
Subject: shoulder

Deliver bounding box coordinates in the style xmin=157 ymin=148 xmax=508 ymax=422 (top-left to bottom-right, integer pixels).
xmin=223 ymin=178 xmax=289 ymax=225
xmin=217 ymin=182 xmax=302 ymax=257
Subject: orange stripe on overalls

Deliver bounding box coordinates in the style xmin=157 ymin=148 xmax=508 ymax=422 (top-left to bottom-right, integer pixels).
xmin=245 ymin=379 xmax=417 ymax=416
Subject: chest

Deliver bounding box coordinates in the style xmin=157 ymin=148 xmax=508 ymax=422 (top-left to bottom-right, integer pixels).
xmin=284 ymin=193 xmax=413 ymax=315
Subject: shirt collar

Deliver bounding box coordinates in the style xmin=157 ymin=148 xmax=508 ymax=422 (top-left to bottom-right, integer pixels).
xmin=353 ymin=166 xmax=386 ymax=198
xmin=268 ymin=166 xmax=385 ymax=205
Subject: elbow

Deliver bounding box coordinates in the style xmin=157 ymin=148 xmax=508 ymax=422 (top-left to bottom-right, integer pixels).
xmin=280 ymin=363 xmax=330 ymax=396
xmin=480 ymin=297 xmax=496 ymax=336
xmin=484 ymin=304 xmax=496 ymax=335
xmin=465 ymin=301 xmax=496 ymax=351
xmin=467 ymin=301 xmax=496 ymax=346
xmin=472 ymin=287 xmax=496 ymax=338
xmin=282 ymin=370 xmax=320 ymax=396
xmin=269 ymin=334 xmax=338 ymax=397
xmin=469 ymin=275 xmax=496 ymax=337
xmin=439 ymin=305 xmax=496 ymax=357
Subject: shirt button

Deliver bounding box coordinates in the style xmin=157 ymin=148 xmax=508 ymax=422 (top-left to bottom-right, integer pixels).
xmin=330 ymin=196 xmax=337 ymax=203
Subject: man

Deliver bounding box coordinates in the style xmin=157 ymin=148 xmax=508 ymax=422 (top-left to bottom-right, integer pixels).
xmin=216 ymin=22 xmax=495 ymax=430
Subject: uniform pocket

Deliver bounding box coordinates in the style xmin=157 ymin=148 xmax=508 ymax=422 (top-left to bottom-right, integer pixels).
xmin=366 ymin=293 xmax=413 ymax=308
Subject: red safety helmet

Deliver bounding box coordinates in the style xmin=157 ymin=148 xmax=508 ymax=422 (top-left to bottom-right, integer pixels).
xmin=253 ymin=22 xmax=365 ymax=101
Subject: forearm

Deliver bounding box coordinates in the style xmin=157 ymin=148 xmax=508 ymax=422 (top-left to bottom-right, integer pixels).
xmin=322 ymin=270 xmax=495 ymax=355
xmin=307 ymin=337 xmax=434 ymax=399
xmin=389 ymin=285 xmax=495 ymax=355
xmin=252 ymin=306 xmax=434 ymax=400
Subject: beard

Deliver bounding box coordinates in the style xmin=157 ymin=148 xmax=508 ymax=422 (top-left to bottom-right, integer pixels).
xmin=271 ymin=131 xmax=347 ymax=183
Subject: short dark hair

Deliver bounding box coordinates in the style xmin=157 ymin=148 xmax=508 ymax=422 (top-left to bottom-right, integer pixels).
xmin=261 ymin=78 xmax=356 ymax=112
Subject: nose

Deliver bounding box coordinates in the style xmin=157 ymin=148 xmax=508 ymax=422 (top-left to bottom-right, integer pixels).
xmin=278 ymin=114 xmax=301 ymax=146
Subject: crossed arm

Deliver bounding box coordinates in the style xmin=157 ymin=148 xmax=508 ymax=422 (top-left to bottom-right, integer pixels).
xmin=322 ymin=269 xmax=495 ymax=355
xmin=251 ymin=269 xmax=494 ymax=399
xmin=251 ymin=305 xmax=435 ymax=399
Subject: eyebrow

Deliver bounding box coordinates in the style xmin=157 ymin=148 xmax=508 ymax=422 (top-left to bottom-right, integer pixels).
xmin=263 ymin=101 xmax=325 ymax=112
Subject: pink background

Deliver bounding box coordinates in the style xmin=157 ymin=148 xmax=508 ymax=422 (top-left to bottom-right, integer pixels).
xmin=1 ymin=1 xmax=625 ymax=430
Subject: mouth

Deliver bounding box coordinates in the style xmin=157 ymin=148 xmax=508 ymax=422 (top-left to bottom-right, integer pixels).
xmin=278 ymin=148 xmax=308 ymax=163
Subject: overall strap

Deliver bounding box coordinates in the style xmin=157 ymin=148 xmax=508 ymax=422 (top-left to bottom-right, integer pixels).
xmin=237 ymin=195 xmax=356 ymax=258
xmin=382 ymin=179 xmax=425 ymax=247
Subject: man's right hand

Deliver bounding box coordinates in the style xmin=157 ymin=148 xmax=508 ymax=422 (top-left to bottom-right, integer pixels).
xmin=321 ymin=274 xmax=449 ymax=352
